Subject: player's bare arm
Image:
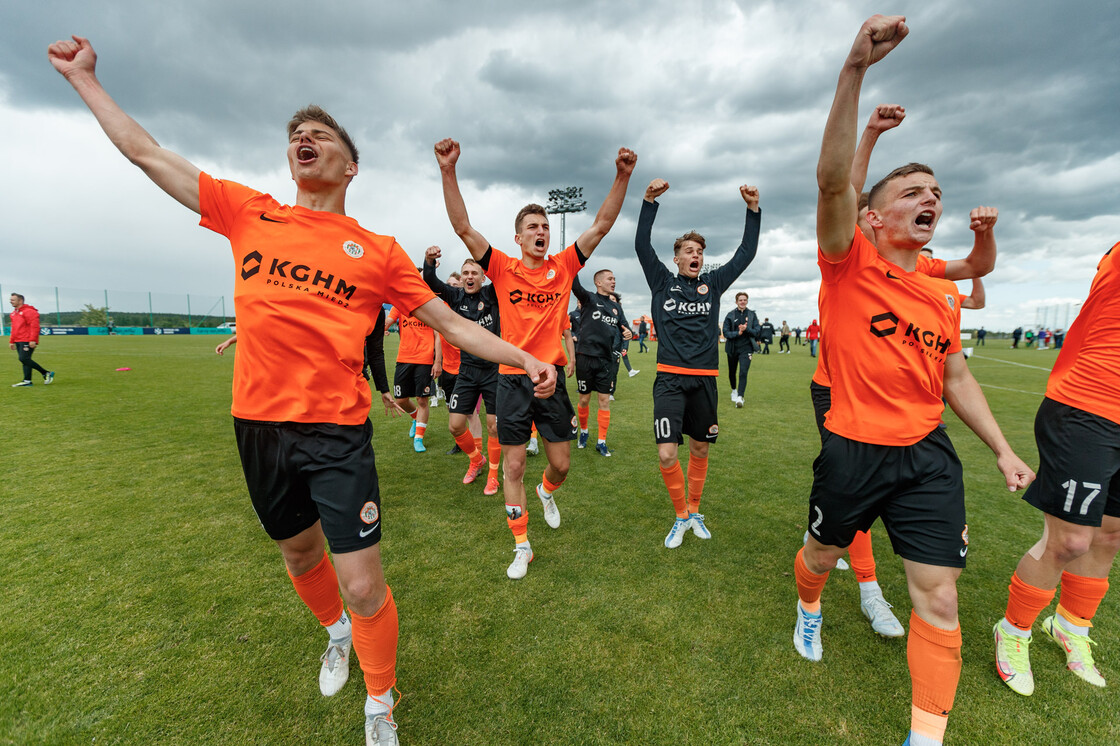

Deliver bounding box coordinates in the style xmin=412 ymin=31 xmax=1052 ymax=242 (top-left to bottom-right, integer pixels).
xmin=817 ymin=15 xmax=909 ymax=257
xmin=961 ymin=276 xmax=986 ymax=310
xmin=411 ymin=298 xmax=557 ymax=398
xmin=435 ymin=139 xmax=490 ymax=260
xmin=432 ymin=331 xmax=443 ymax=378
xmin=644 ymin=178 xmax=669 ymax=204
xmin=850 ymin=104 xmax=906 ymax=195
xmin=942 ymin=351 xmax=1035 ymax=492
xmin=944 ymin=207 xmax=998 ymax=280
xmin=48 ymin=36 xmax=201 ymax=214
xmin=574 ymin=148 xmax=638 ymax=257
xmin=563 ymin=329 xmax=576 ymax=378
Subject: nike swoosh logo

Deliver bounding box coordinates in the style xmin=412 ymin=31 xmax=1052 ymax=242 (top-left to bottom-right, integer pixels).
xmin=886 ymin=271 xmax=901 ymax=280
xmin=358 ymin=522 xmax=379 ymax=538
xmin=259 ymin=214 xmax=286 ymax=224
xmin=960 ymin=547 xmax=968 ymax=557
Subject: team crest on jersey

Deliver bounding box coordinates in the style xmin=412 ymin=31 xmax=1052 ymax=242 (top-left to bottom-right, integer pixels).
xmin=478 ymin=301 xmax=485 ymax=310
xmin=611 ymin=308 xmax=618 ymax=315
xmin=546 ymin=269 xmax=557 ymax=280
xmin=343 ymin=241 xmax=364 ymax=259
xmin=571 ymin=416 xmax=578 ymax=428
xmin=708 ymin=424 xmax=719 ymax=435
xmin=961 ymin=524 xmax=969 ymax=546
xmin=697 ymin=284 xmax=709 ymax=295
xmin=359 ymin=501 xmax=379 ymax=525
xmin=945 ymin=294 xmax=956 ymax=310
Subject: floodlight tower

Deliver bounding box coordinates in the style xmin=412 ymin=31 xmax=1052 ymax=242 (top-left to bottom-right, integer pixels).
xmin=546 ymin=186 xmax=587 ymax=252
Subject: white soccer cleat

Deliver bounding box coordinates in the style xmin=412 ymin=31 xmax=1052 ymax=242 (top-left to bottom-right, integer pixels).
xmin=628 ymin=369 xmax=640 ymax=377
xmin=689 ymin=513 xmax=711 ymax=539
xmin=664 ymin=517 xmax=691 ymax=548
xmin=537 ymin=484 xmax=561 ymax=528
xmin=365 ymin=713 xmax=399 ymax=745
xmin=1042 ymin=615 xmax=1106 ymax=688
xmin=319 ymin=638 xmax=351 ymax=696
xmin=734 ymin=394 xmax=744 ymax=408
xmin=860 ymin=595 xmax=905 ymax=638
xmin=794 ymin=602 xmax=823 ymax=662
xmin=506 ymin=545 xmax=533 ymax=579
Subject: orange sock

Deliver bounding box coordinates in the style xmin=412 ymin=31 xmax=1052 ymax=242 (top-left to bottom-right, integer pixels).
xmin=1005 ymin=572 xmax=1056 ymax=631
xmin=454 ymin=431 xmax=481 ymax=461
xmin=659 ymin=462 xmax=688 ymax=518
xmin=848 ymin=530 xmax=877 ymax=582
xmin=287 ymin=551 xmax=344 ymax=626
xmin=794 ymin=547 xmax=829 ymax=613
xmin=1058 ymin=572 xmax=1110 ymax=625
xmin=686 ymin=453 xmax=708 ymax=514
xmin=542 ymin=472 xmax=564 ymax=495
xmin=530 ymin=424 xmax=538 ymax=439
xmin=350 ymin=586 xmax=398 ymax=696
xmin=577 ymin=404 xmax=590 ymax=430
xmin=473 ymin=435 xmax=483 ymax=453
xmin=908 ymin=611 xmax=961 ymax=727
xmin=597 ymin=409 xmax=611 ymax=442
xmin=487 ymin=437 xmax=502 ymax=479
xmin=507 ymin=509 xmax=529 ymax=543
xmin=415 ymin=421 xmax=427 ymax=439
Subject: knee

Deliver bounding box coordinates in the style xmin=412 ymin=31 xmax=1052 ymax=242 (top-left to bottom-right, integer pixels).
xmin=339 ymin=573 xmax=387 ymax=614
xmin=1092 ymin=526 xmax=1120 ymax=556
xmin=282 ymin=545 xmax=325 ymax=577
xmin=915 ymin=582 xmax=959 ymax=622
xmin=1050 ymin=532 xmax=1094 ymax=564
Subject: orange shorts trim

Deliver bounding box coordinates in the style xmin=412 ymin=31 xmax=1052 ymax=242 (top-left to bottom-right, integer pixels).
xmin=656 ymin=364 xmax=718 ymax=376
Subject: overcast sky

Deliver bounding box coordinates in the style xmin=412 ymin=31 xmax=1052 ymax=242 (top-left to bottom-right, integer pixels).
xmin=4 ymin=0 xmax=1118 ymax=331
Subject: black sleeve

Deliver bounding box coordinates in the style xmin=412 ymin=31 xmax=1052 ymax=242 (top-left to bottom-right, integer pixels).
xmin=723 ymin=311 xmax=739 ymax=339
xmin=571 ymin=274 xmax=591 ymax=306
xmin=422 ymin=261 xmax=453 ymax=302
xmin=478 ymin=246 xmax=494 ymax=271
xmin=711 ymin=207 xmax=762 ymax=294
xmin=364 ymin=308 xmax=389 ymax=393
xmin=635 ymin=199 xmax=671 ymax=290
xmin=747 ymin=311 xmax=761 ymax=340
xmin=574 ymin=240 xmax=589 ymax=266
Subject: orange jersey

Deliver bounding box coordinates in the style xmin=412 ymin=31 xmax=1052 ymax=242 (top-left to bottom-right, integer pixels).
xmin=198 ymin=173 xmax=435 ymax=425
xmin=817 ymin=230 xmax=962 ymax=445
xmin=387 ymin=307 xmax=435 ymax=365
xmin=483 ymin=243 xmax=584 ymax=374
xmin=812 ymin=251 xmax=948 ymax=388
xmin=440 ymin=334 xmax=461 ymax=375
xmin=1046 ymin=243 xmax=1120 ymax=425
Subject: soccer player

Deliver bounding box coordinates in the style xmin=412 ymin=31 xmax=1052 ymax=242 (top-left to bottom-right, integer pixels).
xmin=797 ymin=17 xmax=1034 ymax=746
xmin=993 ymin=240 xmax=1120 ymax=696
xmin=722 ymin=292 xmax=760 ymax=408
xmin=424 ymin=246 xmax=503 ymax=495
xmin=572 ymin=272 xmax=632 ymax=456
xmin=809 ymin=102 xmax=1000 ymax=641
xmin=50 ymin=36 xmax=556 ymax=746
xmin=636 ymin=178 xmax=761 ymax=548
xmin=435 ymin=137 xmax=636 ymax=579
xmin=386 ymin=305 xmax=440 ymax=453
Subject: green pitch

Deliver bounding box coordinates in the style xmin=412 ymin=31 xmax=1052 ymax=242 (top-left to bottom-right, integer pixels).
xmin=1 ymin=336 xmax=1115 ymax=744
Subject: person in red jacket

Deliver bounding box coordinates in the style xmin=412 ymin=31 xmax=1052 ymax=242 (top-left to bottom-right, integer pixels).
xmin=9 ymin=293 xmax=54 ymax=387
xmin=805 ymin=319 xmax=821 ymax=358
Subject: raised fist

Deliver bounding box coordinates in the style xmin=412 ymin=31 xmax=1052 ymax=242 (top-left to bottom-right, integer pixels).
xmin=645 ymin=178 xmax=669 ymax=202
xmin=846 ymin=15 xmax=909 ymax=70
xmin=868 ymin=104 xmax=906 ymax=133
xmin=740 ymin=185 xmax=760 ymax=210
xmin=434 ymin=138 xmax=461 ymax=169
xmin=616 ymin=147 xmax=638 ymax=175
xmin=969 ymin=206 xmax=998 ymax=233
xmin=48 ymin=35 xmax=97 ymax=79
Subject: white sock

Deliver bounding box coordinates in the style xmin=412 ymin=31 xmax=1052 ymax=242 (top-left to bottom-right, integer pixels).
xmin=1056 ymin=613 xmax=1091 ymax=635
xmin=597 ymin=439 xmax=606 ymax=445
xmin=538 ymin=483 xmax=553 ymax=499
xmin=580 ymin=428 xmax=589 ymax=436
xmin=858 ymin=580 xmax=882 ymax=603
xmin=326 ymin=611 xmax=351 ymax=642
xmin=1000 ymin=617 xmax=1031 ymax=637
xmin=516 ymin=540 xmax=531 ymax=551
xmin=529 ymin=437 xmax=537 ymax=447
xmin=907 ymin=730 xmax=941 ymax=746
xmin=365 ymin=689 xmax=394 ymax=718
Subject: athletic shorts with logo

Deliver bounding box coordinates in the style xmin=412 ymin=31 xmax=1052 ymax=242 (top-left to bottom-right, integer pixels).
xmin=652 ymin=372 xmax=719 ymax=445
xmin=809 ymin=426 xmax=967 ymax=568
xmin=234 ymin=418 xmax=382 ymax=552
xmin=449 ymin=363 xmax=497 ymax=416
xmin=497 ymin=366 xmax=576 ymax=445
xmin=1023 ymin=397 xmax=1120 ymax=526
xmin=394 ymin=362 xmax=432 ymax=398
xmin=576 ymin=353 xmax=616 ymax=395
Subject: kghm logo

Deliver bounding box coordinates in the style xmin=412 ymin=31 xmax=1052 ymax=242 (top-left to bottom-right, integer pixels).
xmin=241 ymin=250 xmax=263 ymax=280
xmin=509 ymin=289 xmax=559 ymax=306
xmin=869 ymin=311 xmax=898 ymax=337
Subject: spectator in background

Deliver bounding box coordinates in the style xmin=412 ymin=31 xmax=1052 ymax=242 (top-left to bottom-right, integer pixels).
xmin=1026 ymin=329 xmax=1035 ymax=348
xmin=638 ymin=317 xmax=649 ymax=353
xmin=779 ymin=320 xmax=792 ymax=353
xmin=806 ymin=318 xmax=821 ymax=357
xmin=794 ymin=326 xmax=803 ymax=346
xmin=9 ymin=293 xmax=54 ymax=387
xmin=759 ymin=317 xmax=775 ymax=354
xmin=1054 ymin=328 xmax=1065 ymax=349
xmin=977 ymin=327 xmax=986 ymax=346
xmin=1013 ymin=326 xmax=1023 ymax=348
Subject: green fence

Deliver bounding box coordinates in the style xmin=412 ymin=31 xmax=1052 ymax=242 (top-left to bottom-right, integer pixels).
xmin=1 ymin=284 xmax=231 ymax=331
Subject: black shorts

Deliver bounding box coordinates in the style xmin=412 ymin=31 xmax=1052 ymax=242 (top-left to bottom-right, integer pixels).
xmin=439 ymin=371 xmax=458 ymax=400
xmin=576 ymin=353 xmax=616 ymax=395
xmin=809 ymin=381 xmax=831 ymax=441
xmin=234 ymin=418 xmax=381 ymax=553
xmin=449 ymin=363 xmax=497 ymax=415
xmin=393 ymin=362 xmax=432 ymax=398
xmin=496 ymin=367 xmax=577 ymax=445
xmin=652 ymin=372 xmax=719 ymax=445
xmin=808 ymin=427 xmax=967 ymax=568
xmin=1023 ymin=397 xmax=1120 ymax=526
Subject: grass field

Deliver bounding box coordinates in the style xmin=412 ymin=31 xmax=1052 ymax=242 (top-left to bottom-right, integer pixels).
xmin=2 ymin=336 xmax=1116 ymax=745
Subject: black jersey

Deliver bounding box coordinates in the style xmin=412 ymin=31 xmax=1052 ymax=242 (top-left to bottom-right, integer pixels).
xmin=635 ymin=199 xmax=760 ymax=374
xmin=571 ymin=275 xmax=629 ymax=359
xmin=422 ymin=262 xmax=500 ymax=369
xmin=722 ymin=307 xmax=760 ymax=355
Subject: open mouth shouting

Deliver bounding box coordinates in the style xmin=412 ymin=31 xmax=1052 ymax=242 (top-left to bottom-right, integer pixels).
xmin=915 ymin=210 xmax=936 ymax=230
xmin=296 ymin=144 xmax=318 ymax=164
